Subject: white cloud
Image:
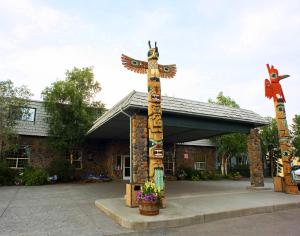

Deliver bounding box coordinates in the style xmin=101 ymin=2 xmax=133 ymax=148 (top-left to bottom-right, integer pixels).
xmin=216 ymin=2 xmax=300 ymax=56
xmin=0 ymin=0 xmax=299 ymax=126
xmin=0 ymin=0 xmax=92 ymax=47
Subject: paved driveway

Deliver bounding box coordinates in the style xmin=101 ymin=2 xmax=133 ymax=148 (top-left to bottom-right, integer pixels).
xmin=0 ymin=179 xmax=273 ymax=236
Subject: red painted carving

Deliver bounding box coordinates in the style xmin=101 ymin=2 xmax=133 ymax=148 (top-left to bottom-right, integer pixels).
xmin=265 ymin=64 xmax=289 ymax=103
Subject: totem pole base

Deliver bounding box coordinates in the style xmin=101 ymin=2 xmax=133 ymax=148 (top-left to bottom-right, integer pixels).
xmin=283 ymin=183 xmax=299 ymax=195
xmin=273 ymin=177 xmax=299 ymax=194
xmin=283 ymin=185 xmax=299 ymax=195
xmin=273 ymin=177 xmax=283 ymax=192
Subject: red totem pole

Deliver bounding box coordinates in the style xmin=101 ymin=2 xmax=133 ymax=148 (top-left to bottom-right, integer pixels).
xmin=264 ymin=64 xmax=298 ymax=194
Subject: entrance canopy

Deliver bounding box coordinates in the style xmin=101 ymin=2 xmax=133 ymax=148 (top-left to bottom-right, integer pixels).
xmin=87 ymin=91 xmax=268 ymax=143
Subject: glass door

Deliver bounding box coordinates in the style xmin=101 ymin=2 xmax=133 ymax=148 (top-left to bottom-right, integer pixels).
xmin=122 ymin=155 xmax=130 ymax=180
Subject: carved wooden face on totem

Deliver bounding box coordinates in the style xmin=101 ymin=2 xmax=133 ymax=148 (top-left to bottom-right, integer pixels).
xmin=147 ymin=41 xmax=159 ymax=61
xmin=276 ymin=103 xmax=286 ymax=119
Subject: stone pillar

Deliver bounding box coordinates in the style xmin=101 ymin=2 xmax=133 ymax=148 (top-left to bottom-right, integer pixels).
xmin=247 ymin=128 xmax=264 ymax=187
xmin=131 ymin=114 xmax=148 ymax=184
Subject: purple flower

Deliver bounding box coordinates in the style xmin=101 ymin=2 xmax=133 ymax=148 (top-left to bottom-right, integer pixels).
xmin=143 ymin=193 xmax=158 ymax=202
xmin=136 ymin=191 xmax=142 ymax=201
xmin=137 ymin=191 xmax=158 ymax=202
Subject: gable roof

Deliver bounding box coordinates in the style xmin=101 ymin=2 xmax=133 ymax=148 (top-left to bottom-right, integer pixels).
xmin=88 ymin=90 xmax=268 ymax=135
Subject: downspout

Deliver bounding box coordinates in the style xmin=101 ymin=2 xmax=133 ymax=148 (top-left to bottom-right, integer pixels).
xmin=120 ymin=108 xmax=133 ymax=184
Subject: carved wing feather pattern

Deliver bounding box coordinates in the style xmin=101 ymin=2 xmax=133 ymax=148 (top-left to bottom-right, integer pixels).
xmin=158 ymin=64 xmax=177 ymax=78
xmin=121 ymin=54 xmax=148 ymax=74
xmin=265 ymin=79 xmax=273 ymax=99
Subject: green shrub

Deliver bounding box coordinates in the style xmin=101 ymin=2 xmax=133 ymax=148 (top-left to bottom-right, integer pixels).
xmin=191 ymin=175 xmax=200 ymax=181
xmin=227 ymin=171 xmax=242 ymax=180
xmin=0 ymin=161 xmax=17 ymax=185
xmin=205 ymin=170 xmax=222 ymax=180
xmin=47 ymin=159 xmax=75 ymax=182
xmin=231 ymin=164 xmax=250 ymax=177
xmin=21 ymin=167 xmax=48 ymax=186
xmin=193 ymin=170 xmax=223 ymax=181
xmin=177 ymin=167 xmax=200 ymax=180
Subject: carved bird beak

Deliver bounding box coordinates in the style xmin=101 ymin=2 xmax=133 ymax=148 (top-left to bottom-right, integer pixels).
xmin=280 ymin=74 xmax=290 ymax=79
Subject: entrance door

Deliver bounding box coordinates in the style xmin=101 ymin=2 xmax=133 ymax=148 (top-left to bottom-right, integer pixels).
xmin=122 ymin=155 xmax=131 ymax=180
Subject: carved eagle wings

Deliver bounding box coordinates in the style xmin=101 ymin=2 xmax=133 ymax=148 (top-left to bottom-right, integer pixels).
xmin=265 ymin=79 xmax=273 ymax=100
xmin=121 ymin=54 xmax=177 ymax=78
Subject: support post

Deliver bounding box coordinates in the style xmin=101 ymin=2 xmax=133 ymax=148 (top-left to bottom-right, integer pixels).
xmin=125 ymin=114 xmax=148 ymax=207
xmin=247 ymin=128 xmax=264 ymax=187
xmin=131 ymin=114 xmax=148 ymax=183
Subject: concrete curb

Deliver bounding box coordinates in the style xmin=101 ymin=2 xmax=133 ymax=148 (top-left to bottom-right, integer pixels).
xmin=95 ymin=197 xmax=300 ymax=230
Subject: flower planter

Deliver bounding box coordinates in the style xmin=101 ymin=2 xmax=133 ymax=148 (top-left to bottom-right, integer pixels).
xmin=139 ymin=200 xmax=159 ymax=216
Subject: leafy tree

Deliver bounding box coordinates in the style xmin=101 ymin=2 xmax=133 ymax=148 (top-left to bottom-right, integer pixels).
xmin=259 ymin=117 xmax=280 ymax=176
xmin=42 ymin=67 xmax=105 ymax=160
xmin=209 ymin=92 xmax=247 ymax=175
xmin=291 ymin=115 xmax=300 ymax=157
xmin=0 ymin=80 xmax=32 ymax=155
xmin=208 ymin=91 xmax=240 ymax=108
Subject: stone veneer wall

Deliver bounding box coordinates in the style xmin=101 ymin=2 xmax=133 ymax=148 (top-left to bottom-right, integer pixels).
xmin=18 ymin=136 xmax=130 ymax=179
xmin=175 ymin=145 xmax=216 ymax=171
xmin=101 ymin=141 xmax=129 ymax=179
xmin=17 ymin=134 xmax=216 ymax=180
xmin=80 ymin=139 xmax=107 ymax=176
xmin=247 ymin=129 xmax=264 ymax=187
xmin=131 ymin=114 xmax=148 ymax=183
xmin=19 ymin=135 xmax=56 ymax=168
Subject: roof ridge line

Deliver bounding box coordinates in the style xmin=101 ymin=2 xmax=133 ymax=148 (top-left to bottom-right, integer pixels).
xmin=133 ymin=91 xmax=258 ymax=114
xmin=87 ymin=90 xmax=136 ymax=134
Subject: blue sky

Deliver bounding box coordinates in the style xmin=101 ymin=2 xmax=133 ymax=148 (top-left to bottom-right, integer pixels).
xmin=0 ymin=0 xmax=299 ymax=124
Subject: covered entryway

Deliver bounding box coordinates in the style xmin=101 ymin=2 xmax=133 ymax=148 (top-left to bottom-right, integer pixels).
xmin=87 ymin=91 xmax=268 ymax=187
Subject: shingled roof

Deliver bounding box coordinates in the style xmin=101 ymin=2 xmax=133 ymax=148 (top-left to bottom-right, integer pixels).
xmin=88 ymin=90 xmax=268 ymax=135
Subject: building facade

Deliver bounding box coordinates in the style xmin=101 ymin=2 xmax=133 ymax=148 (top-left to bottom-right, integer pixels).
xmin=2 ymin=91 xmax=268 ymax=182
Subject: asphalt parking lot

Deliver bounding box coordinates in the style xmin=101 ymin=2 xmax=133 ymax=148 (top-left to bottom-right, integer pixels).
xmin=0 ymin=179 xmax=276 ymax=235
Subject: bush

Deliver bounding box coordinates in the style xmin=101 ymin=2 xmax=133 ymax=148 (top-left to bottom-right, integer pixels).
xmin=177 ymin=167 xmax=223 ymax=181
xmin=227 ymin=171 xmax=243 ymax=180
xmin=47 ymin=159 xmax=75 ymax=182
xmin=21 ymin=167 xmax=48 ymax=186
xmin=177 ymin=167 xmax=198 ymax=180
xmin=0 ymin=161 xmax=17 ymax=185
xmin=231 ymin=164 xmax=250 ymax=177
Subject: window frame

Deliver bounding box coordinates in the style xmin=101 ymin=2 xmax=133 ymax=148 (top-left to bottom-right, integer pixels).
xmin=5 ymin=145 xmax=31 ymax=169
xmin=66 ymin=150 xmax=83 ymax=169
xmin=194 ymin=161 xmax=206 ymax=171
xmin=18 ymin=107 xmax=36 ymax=122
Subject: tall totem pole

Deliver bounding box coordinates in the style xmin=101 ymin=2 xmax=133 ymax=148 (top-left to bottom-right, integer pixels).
xmin=121 ymin=41 xmax=177 ymax=192
xmin=264 ymin=64 xmax=299 ymax=194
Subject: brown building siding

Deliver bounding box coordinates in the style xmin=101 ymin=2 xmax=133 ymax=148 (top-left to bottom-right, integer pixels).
xmin=175 ymin=145 xmax=216 ymax=171
xmin=18 ymin=135 xmax=55 ymax=169
xmin=11 ymin=136 xmax=215 ymax=179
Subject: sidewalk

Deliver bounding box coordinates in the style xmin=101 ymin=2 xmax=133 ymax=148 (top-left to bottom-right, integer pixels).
xmin=1 ymin=179 xmax=299 ymax=235
xmin=95 ymin=188 xmax=300 ymax=230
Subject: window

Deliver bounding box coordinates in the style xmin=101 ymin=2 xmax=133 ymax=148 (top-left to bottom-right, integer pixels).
xmin=19 ymin=107 xmax=36 ymax=122
xmin=194 ymin=162 xmax=206 ymax=171
xmin=66 ymin=150 xmax=82 ymax=169
xmin=5 ymin=146 xmax=30 ymax=169
xmin=194 ymin=154 xmax=206 ymax=170
xmin=163 ymin=151 xmax=174 ymax=176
